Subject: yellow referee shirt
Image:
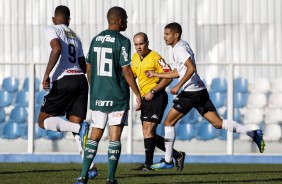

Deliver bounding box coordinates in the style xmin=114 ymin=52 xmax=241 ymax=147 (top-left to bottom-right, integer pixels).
xmin=131 ymin=51 xmax=171 ymax=96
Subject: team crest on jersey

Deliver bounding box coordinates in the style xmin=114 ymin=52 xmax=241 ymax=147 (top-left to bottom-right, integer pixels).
xmin=158 ymin=58 xmax=171 ymax=72
xmin=64 ymin=29 xmax=77 ymax=39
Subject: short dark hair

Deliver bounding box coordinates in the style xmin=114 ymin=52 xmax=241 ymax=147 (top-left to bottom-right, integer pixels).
xmin=165 ymin=22 xmax=182 ymax=38
xmin=107 ymin=6 xmax=127 ymax=20
xmin=55 ymin=5 xmax=70 ymax=19
xmin=133 ymin=32 xmax=148 ymax=43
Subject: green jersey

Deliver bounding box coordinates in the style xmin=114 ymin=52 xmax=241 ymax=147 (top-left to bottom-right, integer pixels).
xmin=87 ymin=29 xmax=131 ymax=112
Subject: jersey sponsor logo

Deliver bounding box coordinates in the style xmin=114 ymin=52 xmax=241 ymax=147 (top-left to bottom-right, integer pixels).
xmin=95 ymin=100 xmax=113 ymax=107
xmin=158 ymin=58 xmax=171 ymax=72
xmin=86 ymin=155 xmax=94 ymax=159
xmin=112 ymin=112 xmax=124 ymax=118
xmin=108 ymin=149 xmax=120 ymax=154
xmin=96 ymin=35 xmax=115 ymax=43
xmin=66 ymin=69 xmax=82 ymax=73
xmin=85 ymin=147 xmax=96 ymax=153
xmin=121 ymin=47 xmax=129 ymax=61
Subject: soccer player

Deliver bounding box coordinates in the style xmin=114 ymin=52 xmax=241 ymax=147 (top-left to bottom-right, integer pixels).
xmin=131 ymin=32 xmax=185 ymax=172
xmin=75 ymin=7 xmax=141 ymax=184
xmin=146 ymin=22 xmax=265 ymax=170
xmin=38 ymin=5 xmax=98 ymax=178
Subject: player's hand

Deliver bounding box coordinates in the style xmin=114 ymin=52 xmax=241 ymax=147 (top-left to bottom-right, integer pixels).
xmin=170 ymin=86 xmax=180 ymax=95
xmin=144 ymin=92 xmax=153 ymax=101
xmin=42 ymin=76 xmax=50 ymax=90
xmin=145 ymin=70 xmax=155 ymax=78
xmin=135 ymin=96 xmax=142 ymax=111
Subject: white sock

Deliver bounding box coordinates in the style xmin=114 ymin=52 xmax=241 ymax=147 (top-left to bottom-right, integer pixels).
xmin=164 ymin=126 xmax=175 ymax=163
xmin=222 ymin=119 xmax=254 ymax=138
xmin=74 ymin=134 xmax=83 ymax=158
xmin=43 ymin=117 xmax=80 ymax=133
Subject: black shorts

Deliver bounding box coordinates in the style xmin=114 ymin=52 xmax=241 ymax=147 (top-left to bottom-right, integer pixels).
xmin=41 ymin=74 xmax=88 ymax=119
xmin=140 ymin=90 xmax=168 ymax=123
xmin=173 ymin=89 xmax=216 ymax=115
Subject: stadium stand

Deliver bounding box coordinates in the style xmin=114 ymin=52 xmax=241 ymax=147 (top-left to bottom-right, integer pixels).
xmin=196 ymin=120 xmax=218 ymax=140
xmin=263 ymin=124 xmax=282 ymax=141
xmin=210 ymin=77 xmax=227 ymax=93
xmin=2 ymin=120 xmax=22 ymax=139
xmin=14 ymin=90 xmax=29 ymax=107
xmin=0 ymin=108 xmax=5 ymax=123
xmin=250 ymin=78 xmax=271 ymax=94
xmin=270 ymin=77 xmax=282 ymax=93
xmin=44 ymin=130 xmax=64 ymax=140
xmin=175 ymin=121 xmax=195 ymax=140
xmin=0 ymin=90 xmax=13 ymax=108
xmin=1 ymin=77 xmax=19 ymax=93
xmin=209 ymin=92 xmax=226 ymax=108
xmin=268 ymin=93 xmax=282 ymax=108
xmin=22 ymin=77 xmax=41 ymax=92
xmin=246 ymin=93 xmax=268 ymax=108
xmin=234 ymin=77 xmax=248 ymax=93
xmin=9 ymin=106 xmax=28 ymax=124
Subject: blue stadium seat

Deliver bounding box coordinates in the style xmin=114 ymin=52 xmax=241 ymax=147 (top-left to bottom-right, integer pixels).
xmin=234 ymin=92 xmax=248 ymax=108
xmin=181 ymin=108 xmax=200 ymax=124
xmin=44 ymin=130 xmax=64 ymax=140
xmin=209 ymin=92 xmax=226 ymax=108
xmin=22 ymin=77 xmax=41 ymax=92
xmin=197 ymin=120 xmax=218 ymax=140
xmin=210 ymin=77 xmax=227 ymax=93
xmin=1 ymin=77 xmax=19 ymax=93
xmin=176 ymin=122 xmax=195 ymax=140
xmin=0 ymin=108 xmax=6 ymax=123
xmin=22 ymin=123 xmax=45 ymax=139
xmin=9 ymin=106 xmax=28 ymax=124
xmin=234 ymin=77 xmax=248 ymax=93
xmin=14 ymin=90 xmax=29 ymax=107
xmin=35 ymin=90 xmax=47 ymax=105
xmin=218 ymin=129 xmax=240 ymax=140
xmin=223 ymin=108 xmax=242 ymax=123
xmin=2 ymin=120 xmax=22 ymax=139
xmin=0 ymin=90 xmax=13 ymax=107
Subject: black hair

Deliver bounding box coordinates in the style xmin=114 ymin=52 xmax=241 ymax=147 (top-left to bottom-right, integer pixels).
xmin=165 ymin=22 xmax=182 ymax=38
xmin=55 ymin=5 xmax=70 ymax=19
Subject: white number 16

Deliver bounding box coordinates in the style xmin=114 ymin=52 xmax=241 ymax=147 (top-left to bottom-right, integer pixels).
xmin=94 ymin=47 xmax=112 ymax=77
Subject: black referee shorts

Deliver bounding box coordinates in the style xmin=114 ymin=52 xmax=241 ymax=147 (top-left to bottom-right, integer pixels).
xmin=140 ymin=90 xmax=168 ymax=124
xmin=41 ymin=74 xmax=88 ymax=119
xmin=173 ymin=89 xmax=216 ymax=116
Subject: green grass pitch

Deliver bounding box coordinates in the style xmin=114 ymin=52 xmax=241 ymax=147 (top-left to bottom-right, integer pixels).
xmin=0 ymin=163 xmax=282 ymax=184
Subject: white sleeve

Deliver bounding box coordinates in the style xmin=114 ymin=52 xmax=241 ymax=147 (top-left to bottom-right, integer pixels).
xmin=175 ymin=47 xmax=191 ymax=64
xmin=45 ymin=26 xmax=58 ymax=45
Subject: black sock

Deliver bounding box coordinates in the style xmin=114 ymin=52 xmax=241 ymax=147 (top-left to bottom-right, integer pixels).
xmin=144 ymin=137 xmax=155 ymax=166
xmin=155 ymin=134 xmax=179 ymax=160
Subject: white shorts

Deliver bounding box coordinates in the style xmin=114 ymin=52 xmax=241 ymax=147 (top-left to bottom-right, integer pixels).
xmin=90 ymin=110 xmax=128 ymax=129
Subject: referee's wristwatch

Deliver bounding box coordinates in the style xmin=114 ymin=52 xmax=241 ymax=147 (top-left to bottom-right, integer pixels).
xmin=150 ymin=89 xmax=156 ymax=95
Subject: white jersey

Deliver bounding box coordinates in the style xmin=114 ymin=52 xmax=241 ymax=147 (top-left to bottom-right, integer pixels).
xmin=45 ymin=24 xmax=84 ymax=82
xmin=172 ymin=39 xmax=206 ymax=92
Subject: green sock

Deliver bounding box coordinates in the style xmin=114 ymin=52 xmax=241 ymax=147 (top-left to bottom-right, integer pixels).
xmin=80 ymin=140 xmax=98 ymax=177
xmin=108 ymin=141 xmax=121 ymax=181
